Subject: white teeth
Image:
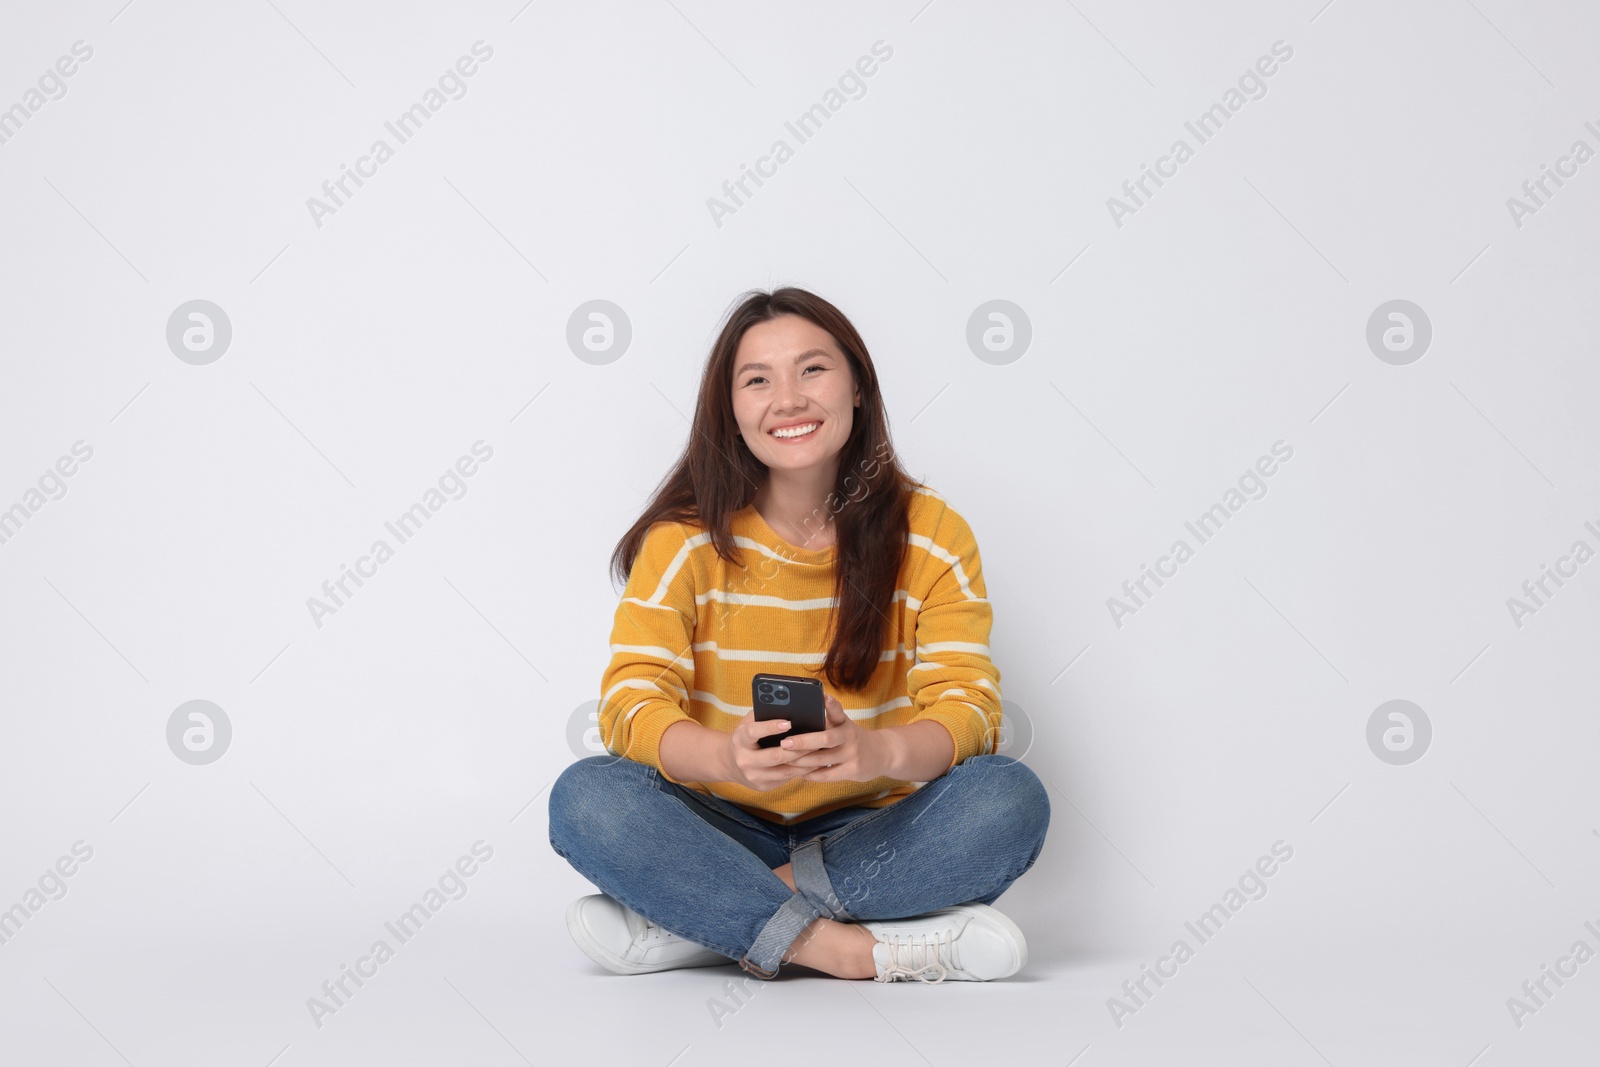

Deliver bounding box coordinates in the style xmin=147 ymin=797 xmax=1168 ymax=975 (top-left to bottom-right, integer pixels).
xmin=771 ymin=422 xmax=819 ymax=439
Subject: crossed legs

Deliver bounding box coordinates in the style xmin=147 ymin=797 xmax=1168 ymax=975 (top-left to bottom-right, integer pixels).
xmin=550 ymin=754 xmax=1049 ymax=980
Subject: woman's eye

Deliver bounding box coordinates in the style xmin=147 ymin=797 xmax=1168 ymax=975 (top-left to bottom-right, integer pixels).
xmin=743 ymin=365 xmax=823 ymax=386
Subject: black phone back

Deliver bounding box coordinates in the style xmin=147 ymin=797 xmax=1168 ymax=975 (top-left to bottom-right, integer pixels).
xmin=752 ymin=673 xmax=827 ymax=748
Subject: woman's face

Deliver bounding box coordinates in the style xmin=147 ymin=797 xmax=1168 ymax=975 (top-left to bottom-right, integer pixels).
xmin=731 ymin=314 xmax=861 ymax=477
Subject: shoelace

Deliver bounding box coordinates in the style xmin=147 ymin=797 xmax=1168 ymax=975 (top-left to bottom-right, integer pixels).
xmin=876 ymin=930 xmax=953 ymax=984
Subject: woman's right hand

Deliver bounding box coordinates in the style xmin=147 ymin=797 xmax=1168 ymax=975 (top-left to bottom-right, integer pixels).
xmin=723 ymin=711 xmax=806 ymax=791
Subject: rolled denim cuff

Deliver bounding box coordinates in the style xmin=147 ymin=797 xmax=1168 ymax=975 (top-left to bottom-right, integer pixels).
xmin=741 ymin=893 xmax=822 ymax=978
xmin=791 ymin=836 xmax=852 ymax=921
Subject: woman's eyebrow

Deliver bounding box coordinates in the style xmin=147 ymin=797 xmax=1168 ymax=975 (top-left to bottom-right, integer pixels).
xmin=736 ymin=348 xmax=834 ymax=376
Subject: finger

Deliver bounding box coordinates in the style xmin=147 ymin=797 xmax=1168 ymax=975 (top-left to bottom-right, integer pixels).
xmin=740 ymin=723 xmax=792 ymax=751
xmin=786 ymin=744 xmax=842 ymax=767
xmin=781 ymin=731 xmax=831 ymax=752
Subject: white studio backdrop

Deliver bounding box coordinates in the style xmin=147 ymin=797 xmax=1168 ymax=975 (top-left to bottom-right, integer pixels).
xmin=1 ymin=1 xmax=1597 ymax=1064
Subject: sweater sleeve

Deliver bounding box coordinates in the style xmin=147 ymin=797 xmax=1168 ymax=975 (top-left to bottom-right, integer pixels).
xmin=905 ymin=504 xmax=1003 ymax=775
xmin=598 ymin=521 xmax=700 ymax=782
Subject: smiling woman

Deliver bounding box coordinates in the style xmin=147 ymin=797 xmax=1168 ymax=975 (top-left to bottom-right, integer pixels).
xmin=548 ymin=287 xmax=1051 ymax=988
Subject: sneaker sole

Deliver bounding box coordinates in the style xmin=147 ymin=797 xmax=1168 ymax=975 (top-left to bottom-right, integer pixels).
xmin=565 ymin=897 xmax=729 ymax=976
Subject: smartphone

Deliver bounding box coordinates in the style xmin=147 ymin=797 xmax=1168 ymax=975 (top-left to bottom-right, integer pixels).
xmin=751 ymin=673 xmax=827 ymax=748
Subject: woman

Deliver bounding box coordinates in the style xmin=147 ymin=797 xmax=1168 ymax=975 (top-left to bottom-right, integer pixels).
xmin=548 ymin=286 xmax=1050 ymax=984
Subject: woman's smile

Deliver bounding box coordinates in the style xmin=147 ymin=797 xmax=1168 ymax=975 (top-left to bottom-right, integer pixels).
xmin=769 ymin=420 xmax=822 ymax=442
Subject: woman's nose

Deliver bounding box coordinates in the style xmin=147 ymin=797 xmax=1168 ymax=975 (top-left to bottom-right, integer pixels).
xmin=770 ymin=377 xmax=803 ymax=409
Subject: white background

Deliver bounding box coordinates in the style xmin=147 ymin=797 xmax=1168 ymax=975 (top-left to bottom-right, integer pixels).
xmin=1 ymin=1 xmax=1597 ymax=1064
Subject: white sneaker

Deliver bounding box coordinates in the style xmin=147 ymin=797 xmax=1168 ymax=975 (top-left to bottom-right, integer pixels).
xmin=565 ymin=894 xmax=731 ymax=975
xmin=861 ymin=903 xmax=1028 ymax=983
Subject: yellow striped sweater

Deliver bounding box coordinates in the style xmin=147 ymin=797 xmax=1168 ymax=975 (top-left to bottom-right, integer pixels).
xmin=599 ymin=484 xmax=1003 ymax=825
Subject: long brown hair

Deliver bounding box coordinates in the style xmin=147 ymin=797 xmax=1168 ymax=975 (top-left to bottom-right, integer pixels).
xmin=609 ymin=286 xmax=917 ymax=691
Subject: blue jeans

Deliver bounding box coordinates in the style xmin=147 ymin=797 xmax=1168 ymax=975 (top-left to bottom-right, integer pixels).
xmin=548 ymin=753 xmax=1050 ymax=979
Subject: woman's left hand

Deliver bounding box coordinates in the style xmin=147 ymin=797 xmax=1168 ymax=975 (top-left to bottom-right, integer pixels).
xmin=780 ymin=693 xmax=887 ymax=782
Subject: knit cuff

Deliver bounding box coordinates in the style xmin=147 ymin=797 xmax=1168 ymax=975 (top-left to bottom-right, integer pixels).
xmin=910 ymin=702 xmax=990 ymax=775
xmin=620 ymin=700 xmax=695 ymax=784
